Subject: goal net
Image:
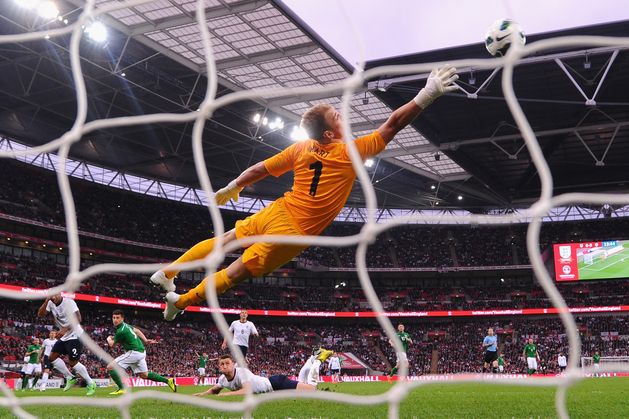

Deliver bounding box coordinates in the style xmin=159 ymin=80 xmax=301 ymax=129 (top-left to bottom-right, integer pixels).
xmin=581 ymin=356 xmax=629 ymax=374
xmin=579 ymin=249 xmax=604 ymax=265
xmin=0 ymin=1 xmax=629 ymax=419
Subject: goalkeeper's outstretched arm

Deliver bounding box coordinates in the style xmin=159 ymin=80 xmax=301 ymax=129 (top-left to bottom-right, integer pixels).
xmin=377 ymin=65 xmax=458 ymax=145
xmin=215 ymin=161 xmax=270 ymax=205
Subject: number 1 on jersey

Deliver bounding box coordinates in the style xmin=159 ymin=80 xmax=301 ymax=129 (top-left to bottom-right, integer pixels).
xmin=309 ymin=161 xmax=323 ymax=197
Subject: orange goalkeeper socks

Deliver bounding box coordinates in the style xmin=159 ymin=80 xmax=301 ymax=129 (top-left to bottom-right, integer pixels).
xmin=163 ymin=238 xmax=216 ymax=280
xmin=175 ymin=269 xmax=233 ymax=309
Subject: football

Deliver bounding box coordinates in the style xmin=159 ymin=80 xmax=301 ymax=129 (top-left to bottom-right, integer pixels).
xmin=484 ymin=19 xmax=526 ymax=57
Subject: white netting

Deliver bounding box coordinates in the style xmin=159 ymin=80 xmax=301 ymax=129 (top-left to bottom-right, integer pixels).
xmin=581 ymin=356 xmax=629 ymax=370
xmin=1 ymin=1 xmax=629 ymax=418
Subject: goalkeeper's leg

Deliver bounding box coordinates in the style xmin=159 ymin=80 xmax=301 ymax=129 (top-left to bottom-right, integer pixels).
xmin=151 ymin=230 xmax=238 ymax=293
xmin=164 ymin=262 xmax=250 ymax=320
xmin=163 ymin=230 xmax=238 ymax=280
xmin=175 ymin=237 xmax=307 ymax=309
xmin=175 ymin=260 xmax=250 ymax=309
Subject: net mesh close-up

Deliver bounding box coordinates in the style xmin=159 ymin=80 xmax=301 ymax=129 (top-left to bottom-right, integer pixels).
xmin=0 ymin=1 xmax=628 ymax=418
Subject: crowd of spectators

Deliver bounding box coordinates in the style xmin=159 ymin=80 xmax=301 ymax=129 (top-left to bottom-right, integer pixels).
xmin=2 ymin=159 xmax=629 ymax=270
xmin=2 ymin=302 xmax=627 ymax=380
xmin=435 ymin=316 xmax=629 ymax=374
xmin=2 ymin=250 xmax=628 ymax=313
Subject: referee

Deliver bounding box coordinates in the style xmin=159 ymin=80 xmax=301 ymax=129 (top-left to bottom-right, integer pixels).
xmin=482 ymin=328 xmax=498 ymax=373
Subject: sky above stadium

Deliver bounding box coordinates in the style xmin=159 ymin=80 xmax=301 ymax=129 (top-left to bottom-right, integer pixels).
xmin=282 ymin=0 xmax=629 ymax=67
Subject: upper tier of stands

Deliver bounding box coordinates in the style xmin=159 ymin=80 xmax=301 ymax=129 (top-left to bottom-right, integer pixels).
xmin=2 ymin=251 xmax=628 ymax=312
xmin=2 ymin=159 xmax=628 ymax=270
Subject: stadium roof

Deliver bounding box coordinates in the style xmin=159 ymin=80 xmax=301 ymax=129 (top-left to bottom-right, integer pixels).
xmin=0 ymin=1 xmax=628 ymax=212
xmin=283 ymin=0 xmax=629 ymax=64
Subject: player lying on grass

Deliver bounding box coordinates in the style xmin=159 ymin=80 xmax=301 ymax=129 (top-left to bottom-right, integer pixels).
xmin=106 ymin=309 xmax=177 ymax=395
xmin=297 ymin=348 xmax=334 ymax=386
xmin=149 ymin=66 xmax=459 ymax=320
xmin=193 ymin=349 xmax=333 ymax=396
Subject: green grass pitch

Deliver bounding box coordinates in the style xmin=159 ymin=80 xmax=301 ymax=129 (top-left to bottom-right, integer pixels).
xmin=577 ymin=242 xmax=629 ymax=280
xmin=2 ymin=378 xmax=628 ymax=418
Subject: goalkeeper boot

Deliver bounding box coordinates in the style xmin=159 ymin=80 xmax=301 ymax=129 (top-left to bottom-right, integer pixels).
xmin=63 ymin=377 xmax=77 ymax=392
xmin=167 ymin=378 xmax=177 ymax=393
xmin=163 ymin=292 xmax=183 ymax=321
xmin=86 ymin=382 xmax=96 ymax=396
xmin=150 ymin=271 xmax=176 ymax=293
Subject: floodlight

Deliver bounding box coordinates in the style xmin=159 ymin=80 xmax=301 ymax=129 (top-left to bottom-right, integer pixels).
xmin=15 ymin=0 xmax=40 ymax=9
xmin=85 ymin=21 xmax=108 ymax=43
xmin=38 ymin=1 xmax=59 ymax=19
xmin=290 ymin=126 xmax=308 ymax=142
xmin=269 ymin=117 xmax=283 ymax=130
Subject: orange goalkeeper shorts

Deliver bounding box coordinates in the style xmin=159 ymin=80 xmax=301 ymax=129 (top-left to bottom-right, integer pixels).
xmin=235 ymin=198 xmax=308 ymax=277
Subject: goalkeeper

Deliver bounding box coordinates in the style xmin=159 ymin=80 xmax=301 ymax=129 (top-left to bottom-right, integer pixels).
xmin=152 ymin=66 xmax=459 ymax=320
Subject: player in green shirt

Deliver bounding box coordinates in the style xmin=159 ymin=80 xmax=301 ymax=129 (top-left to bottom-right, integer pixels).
xmin=20 ymin=338 xmax=42 ymax=390
xmin=593 ymin=351 xmax=601 ymax=376
xmin=199 ymin=353 xmax=208 ymax=369
xmin=389 ymin=323 xmax=413 ymax=378
xmin=497 ymin=353 xmax=506 ymax=373
xmin=522 ymin=338 xmax=540 ymax=375
xmin=106 ymin=309 xmax=177 ymax=395
xmin=196 ymin=352 xmax=210 ymax=383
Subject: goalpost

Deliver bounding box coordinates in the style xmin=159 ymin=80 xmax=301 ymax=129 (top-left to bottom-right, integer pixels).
xmin=580 ymin=249 xmax=605 ymax=266
xmin=580 ymin=356 xmax=629 ymax=372
xmin=583 ymin=253 xmax=594 ymax=265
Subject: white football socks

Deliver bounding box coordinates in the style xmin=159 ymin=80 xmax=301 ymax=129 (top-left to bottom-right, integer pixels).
xmin=39 ymin=372 xmax=49 ymax=389
xmin=72 ymin=362 xmax=93 ymax=386
xmin=52 ymin=358 xmax=74 ymax=379
xmin=307 ymin=359 xmax=322 ymax=386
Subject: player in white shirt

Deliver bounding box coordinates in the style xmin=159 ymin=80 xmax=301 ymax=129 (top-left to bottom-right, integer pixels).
xmin=557 ymin=353 xmax=567 ymax=373
xmin=193 ymin=353 xmax=332 ymax=397
xmin=327 ymin=353 xmax=341 ymax=381
xmin=221 ymin=310 xmax=258 ymax=358
xmin=298 ymin=348 xmax=335 ymax=385
xmin=37 ymin=294 xmax=96 ymax=396
xmin=37 ymin=330 xmax=58 ymax=391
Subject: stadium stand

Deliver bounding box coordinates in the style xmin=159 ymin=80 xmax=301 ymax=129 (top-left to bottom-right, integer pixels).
xmin=1 ymin=159 xmax=628 ymax=382
xmin=2 ymin=302 xmax=627 ymax=378
xmin=3 ymin=159 xmax=629 ymax=270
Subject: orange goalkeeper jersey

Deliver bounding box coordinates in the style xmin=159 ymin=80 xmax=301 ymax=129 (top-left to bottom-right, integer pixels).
xmin=264 ymin=131 xmax=386 ymax=236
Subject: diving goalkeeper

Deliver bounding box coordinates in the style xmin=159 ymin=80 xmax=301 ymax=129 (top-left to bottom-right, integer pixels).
xmin=152 ymin=66 xmax=459 ymax=320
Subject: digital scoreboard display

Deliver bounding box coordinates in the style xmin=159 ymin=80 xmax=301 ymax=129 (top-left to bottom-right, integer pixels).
xmin=553 ymin=240 xmax=629 ymax=281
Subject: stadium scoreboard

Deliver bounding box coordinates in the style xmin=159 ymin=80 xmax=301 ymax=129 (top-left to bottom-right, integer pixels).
xmin=553 ymin=240 xmax=629 ymax=281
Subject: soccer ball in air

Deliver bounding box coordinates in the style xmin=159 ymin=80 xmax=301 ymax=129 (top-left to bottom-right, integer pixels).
xmin=484 ymin=19 xmax=526 ymax=57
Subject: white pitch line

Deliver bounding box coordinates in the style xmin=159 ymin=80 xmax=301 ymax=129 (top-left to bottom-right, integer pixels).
xmin=579 ymin=249 xmax=629 ymax=272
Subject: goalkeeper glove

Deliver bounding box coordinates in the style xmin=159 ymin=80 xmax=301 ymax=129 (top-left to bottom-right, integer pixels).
xmin=413 ymin=65 xmax=459 ymax=109
xmin=214 ymin=180 xmax=243 ymax=205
